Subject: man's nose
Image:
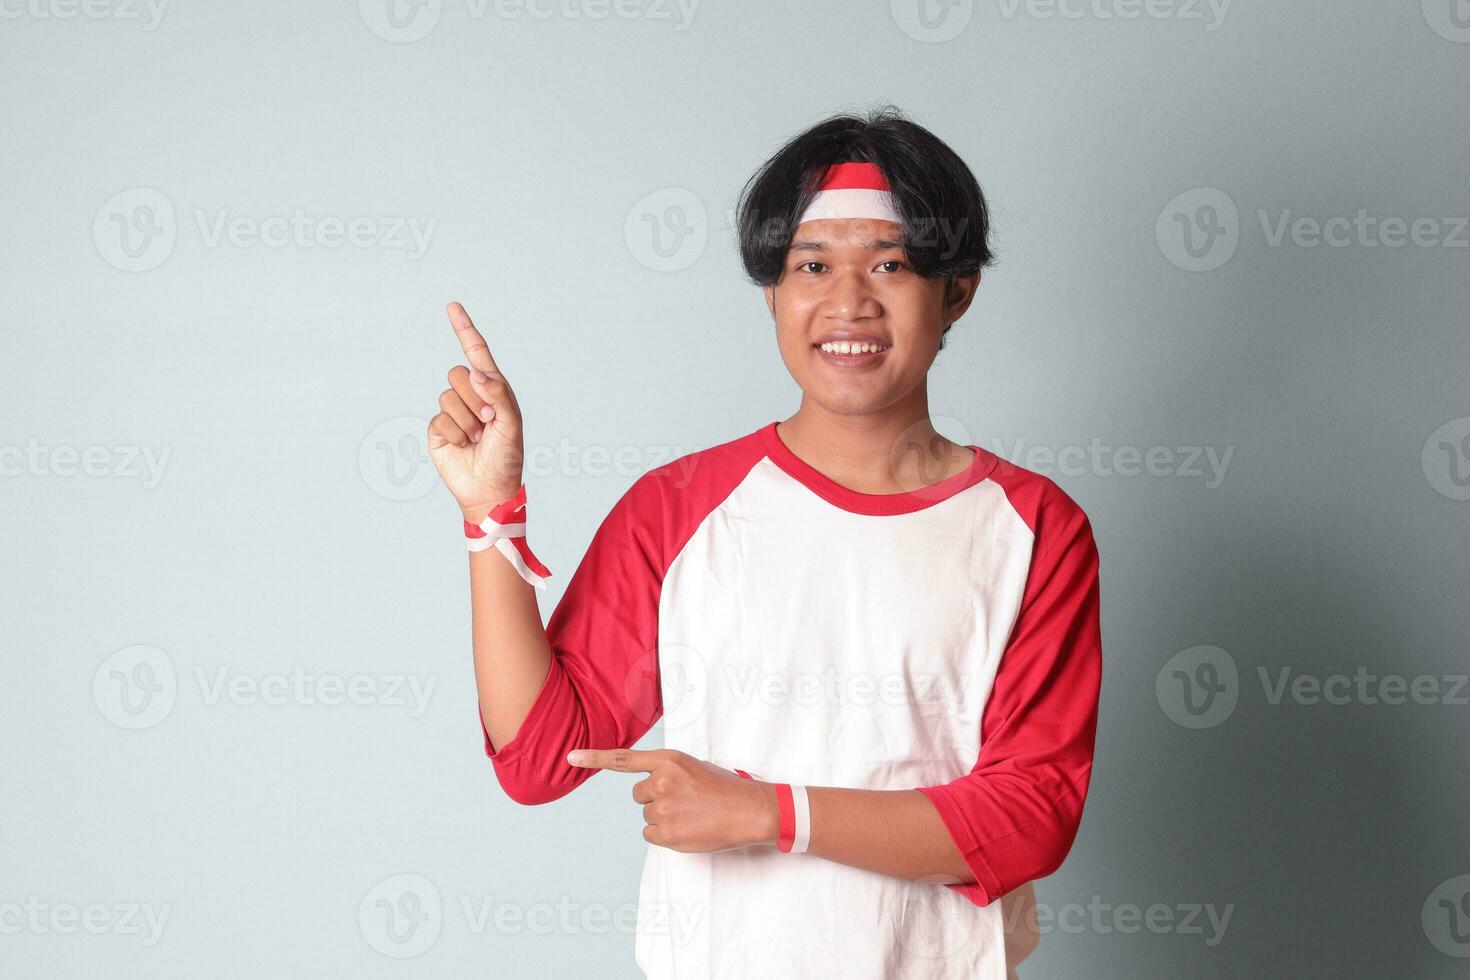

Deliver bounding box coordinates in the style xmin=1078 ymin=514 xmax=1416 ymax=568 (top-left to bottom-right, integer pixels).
xmin=824 ymin=270 xmax=880 ymax=320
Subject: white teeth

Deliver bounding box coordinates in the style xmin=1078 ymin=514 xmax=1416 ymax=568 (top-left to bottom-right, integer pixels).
xmin=819 ymin=341 xmax=889 ymax=355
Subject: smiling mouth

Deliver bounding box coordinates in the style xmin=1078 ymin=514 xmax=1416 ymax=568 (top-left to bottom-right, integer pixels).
xmin=811 ymin=339 xmax=891 ymax=368
xmin=814 ymin=340 xmax=891 ymax=355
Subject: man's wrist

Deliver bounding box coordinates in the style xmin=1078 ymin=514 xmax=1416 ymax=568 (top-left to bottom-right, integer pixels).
xmin=752 ymin=780 xmax=781 ymax=847
xmin=460 ymin=485 xmax=524 ymax=525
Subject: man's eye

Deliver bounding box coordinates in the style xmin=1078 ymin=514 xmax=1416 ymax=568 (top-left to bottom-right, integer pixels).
xmin=797 ymin=261 xmax=826 ymax=274
xmin=877 ymin=260 xmax=906 ymax=273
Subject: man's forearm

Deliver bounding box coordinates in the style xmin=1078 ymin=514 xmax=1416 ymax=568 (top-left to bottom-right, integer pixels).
xmin=467 ymin=543 xmax=553 ymax=753
xmin=751 ymin=783 xmax=974 ymax=886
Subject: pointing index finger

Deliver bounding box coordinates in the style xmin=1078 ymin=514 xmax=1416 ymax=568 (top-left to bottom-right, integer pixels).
xmin=447 ymin=301 xmax=500 ymax=377
xmin=566 ymin=748 xmax=660 ymax=772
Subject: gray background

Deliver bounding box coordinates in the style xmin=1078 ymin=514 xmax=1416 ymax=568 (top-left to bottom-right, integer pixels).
xmin=3 ymin=0 xmax=1468 ymax=976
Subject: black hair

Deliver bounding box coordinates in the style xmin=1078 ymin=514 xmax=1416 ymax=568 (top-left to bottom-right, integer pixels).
xmin=735 ymin=105 xmax=996 ymax=341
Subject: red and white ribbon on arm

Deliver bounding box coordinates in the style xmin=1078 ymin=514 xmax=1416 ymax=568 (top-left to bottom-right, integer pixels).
xmin=735 ymin=769 xmax=811 ymax=854
xmin=463 ymin=484 xmax=552 ymax=590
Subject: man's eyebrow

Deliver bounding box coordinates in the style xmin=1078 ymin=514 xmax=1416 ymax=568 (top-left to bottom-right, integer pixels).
xmin=787 ymin=238 xmax=906 ymax=253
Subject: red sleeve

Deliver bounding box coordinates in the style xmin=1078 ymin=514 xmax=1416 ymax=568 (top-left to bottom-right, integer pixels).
xmin=914 ymin=477 xmax=1102 ymax=907
xmin=479 ymin=471 xmax=668 ymax=806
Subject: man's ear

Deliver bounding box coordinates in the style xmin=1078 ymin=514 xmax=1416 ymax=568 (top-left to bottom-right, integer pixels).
xmin=762 ymin=284 xmax=776 ymax=318
xmin=941 ymin=273 xmax=981 ymax=325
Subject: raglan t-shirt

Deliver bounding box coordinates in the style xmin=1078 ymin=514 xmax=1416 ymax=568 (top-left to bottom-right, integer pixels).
xmin=480 ymin=421 xmax=1103 ymax=980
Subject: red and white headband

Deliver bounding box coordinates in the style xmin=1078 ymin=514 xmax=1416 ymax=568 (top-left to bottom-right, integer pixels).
xmin=796 ymin=161 xmax=902 ymax=227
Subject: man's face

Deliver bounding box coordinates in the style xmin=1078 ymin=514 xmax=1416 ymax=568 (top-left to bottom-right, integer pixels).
xmin=763 ymin=218 xmax=977 ymax=416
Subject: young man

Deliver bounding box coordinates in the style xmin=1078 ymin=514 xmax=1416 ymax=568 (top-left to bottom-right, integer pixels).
xmin=426 ymin=107 xmax=1102 ymax=979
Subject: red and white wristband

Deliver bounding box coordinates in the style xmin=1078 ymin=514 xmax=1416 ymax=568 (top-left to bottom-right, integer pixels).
xmin=462 ymin=484 xmax=552 ymax=591
xmin=735 ymin=769 xmax=811 ymax=854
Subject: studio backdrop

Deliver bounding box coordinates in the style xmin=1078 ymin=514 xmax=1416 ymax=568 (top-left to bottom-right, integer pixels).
xmin=2 ymin=1 xmax=1468 ymax=977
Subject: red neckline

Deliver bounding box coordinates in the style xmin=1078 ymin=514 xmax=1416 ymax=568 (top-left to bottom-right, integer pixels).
xmin=757 ymin=421 xmax=997 ymax=516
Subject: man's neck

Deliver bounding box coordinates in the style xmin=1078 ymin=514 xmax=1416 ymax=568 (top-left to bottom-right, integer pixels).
xmin=776 ymin=401 xmax=974 ymax=495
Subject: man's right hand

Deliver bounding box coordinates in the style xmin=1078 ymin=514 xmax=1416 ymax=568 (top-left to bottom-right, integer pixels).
xmin=428 ymin=301 xmax=526 ymax=520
